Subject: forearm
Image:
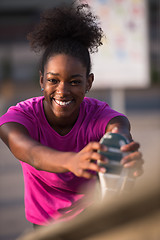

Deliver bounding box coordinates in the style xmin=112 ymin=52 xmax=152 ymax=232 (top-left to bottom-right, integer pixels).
xmin=0 ymin=122 xmax=73 ymax=173
xmin=10 ymin=137 xmax=73 ymax=173
xmin=0 ymin=123 xmax=107 ymax=178
xmin=106 ymin=116 xmax=133 ymax=141
xmin=27 ymin=142 xmax=73 ymax=172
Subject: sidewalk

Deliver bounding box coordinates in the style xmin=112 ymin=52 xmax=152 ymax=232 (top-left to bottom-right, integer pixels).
xmin=0 ymin=143 xmax=32 ymax=240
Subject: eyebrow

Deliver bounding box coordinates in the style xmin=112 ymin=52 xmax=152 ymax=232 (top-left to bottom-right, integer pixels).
xmin=46 ymin=72 xmax=83 ymax=78
xmin=46 ymin=72 xmax=59 ymax=76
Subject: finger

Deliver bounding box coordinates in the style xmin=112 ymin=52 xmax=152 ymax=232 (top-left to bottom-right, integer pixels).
xmin=121 ymin=141 xmax=140 ymax=152
xmin=123 ymin=158 xmax=144 ymax=169
xmin=81 ymin=171 xmax=98 ymax=179
xmin=88 ymin=162 xmax=106 ymax=173
xmin=80 ymin=160 xmax=98 ymax=171
xmin=83 ymin=142 xmax=108 ymax=153
xmin=83 ymin=151 xmax=109 ymax=163
xmin=80 ymin=159 xmax=106 ymax=174
xmin=77 ymin=169 xmax=97 ymax=179
xmin=91 ymin=152 xmax=109 ymax=163
xmin=111 ymin=126 xmax=119 ymax=133
xmin=123 ymin=161 xmax=144 ymax=178
xmin=121 ymin=151 xmax=143 ymax=165
xmin=110 ymin=127 xmax=132 ymax=140
xmin=133 ymin=167 xmax=144 ymax=177
xmin=123 ymin=160 xmax=139 ymax=168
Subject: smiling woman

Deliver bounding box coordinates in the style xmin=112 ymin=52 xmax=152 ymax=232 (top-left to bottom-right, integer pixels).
xmin=0 ymin=2 xmax=143 ymax=228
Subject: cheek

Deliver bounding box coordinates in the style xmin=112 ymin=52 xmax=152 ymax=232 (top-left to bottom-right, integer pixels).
xmin=44 ymin=83 xmax=55 ymax=94
xmin=76 ymin=84 xmax=86 ymax=95
xmin=75 ymin=89 xmax=86 ymax=99
xmin=43 ymin=87 xmax=52 ymax=101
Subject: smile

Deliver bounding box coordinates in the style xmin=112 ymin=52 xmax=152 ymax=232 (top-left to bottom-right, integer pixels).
xmin=53 ymin=99 xmax=72 ymax=106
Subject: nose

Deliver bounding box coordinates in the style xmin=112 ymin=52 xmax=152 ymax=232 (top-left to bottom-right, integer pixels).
xmin=56 ymin=82 xmax=70 ymax=96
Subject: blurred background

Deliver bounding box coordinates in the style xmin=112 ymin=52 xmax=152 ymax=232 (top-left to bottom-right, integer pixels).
xmin=0 ymin=0 xmax=159 ymax=239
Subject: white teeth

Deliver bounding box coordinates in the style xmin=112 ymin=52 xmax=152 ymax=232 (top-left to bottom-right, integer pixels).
xmin=54 ymin=99 xmax=72 ymax=106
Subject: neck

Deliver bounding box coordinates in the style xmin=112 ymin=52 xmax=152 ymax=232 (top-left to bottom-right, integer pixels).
xmin=43 ymin=102 xmax=80 ymax=136
xmin=48 ymin=116 xmax=78 ymax=136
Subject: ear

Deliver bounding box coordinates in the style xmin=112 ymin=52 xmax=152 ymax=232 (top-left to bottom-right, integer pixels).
xmin=39 ymin=71 xmax=44 ymax=89
xmin=86 ymin=73 xmax=94 ymax=92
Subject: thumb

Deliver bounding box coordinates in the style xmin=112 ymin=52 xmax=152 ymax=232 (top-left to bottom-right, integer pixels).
xmin=111 ymin=127 xmax=119 ymax=133
xmin=111 ymin=126 xmax=131 ymax=143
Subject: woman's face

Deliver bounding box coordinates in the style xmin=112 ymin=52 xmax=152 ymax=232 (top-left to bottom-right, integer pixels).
xmin=40 ymin=54 xmax=93 ymax=127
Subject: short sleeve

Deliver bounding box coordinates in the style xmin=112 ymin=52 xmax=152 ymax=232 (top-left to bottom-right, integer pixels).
xmin=0 ymin=105 xmax=37 ymax=139
xmin=96 ymin=104 xmax=126 ymax=136
xmin=85 ymin=99 xmax=126 ymax=141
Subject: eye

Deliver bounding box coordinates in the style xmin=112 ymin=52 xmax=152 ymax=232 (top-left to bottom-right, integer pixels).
xmin=70 ymin=80 xmax=81 ymax=86
xmin=47 ymin=78 xmax=58 ymax=84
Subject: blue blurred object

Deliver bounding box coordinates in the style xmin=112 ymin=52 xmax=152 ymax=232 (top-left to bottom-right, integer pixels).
xmin=98 ymin=132 xmax=129 ymax=174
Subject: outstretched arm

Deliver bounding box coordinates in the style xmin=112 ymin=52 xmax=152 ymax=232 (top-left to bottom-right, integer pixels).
xmin=0 ymin=122 xmax=107 ymax=178
xmin=0 ymin=122 xmax=72 ymax=172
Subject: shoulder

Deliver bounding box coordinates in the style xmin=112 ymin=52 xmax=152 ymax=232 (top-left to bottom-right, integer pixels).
xmin=82 ymin=97 xmax=109 ymax=112
xmin=82 ymin=97 xmax=124 ymax=118
xmin=0 ymin=96 xmax=44 ymax=131
xmin=83 ymin=97 xmax=108 ymax=106
xmin=80 ymin=97 xmax=126 ymax=140
xmin=14 ymin=96 xmax=44 ymax=113
xmin=4 ymin=96 xmax=44 ymax=119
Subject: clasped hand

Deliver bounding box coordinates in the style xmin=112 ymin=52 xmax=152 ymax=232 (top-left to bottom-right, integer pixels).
xmin=67 ymin=140 xmax=144 ymax=179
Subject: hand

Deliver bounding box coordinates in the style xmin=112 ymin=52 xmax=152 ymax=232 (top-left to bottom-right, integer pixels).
xmin=67 ymin=142 xmax=108 ymax=179
xmin=111 ymin=127 xmax=144 ymax=177
xmin=120 ymin=141 xmax=144 ymax=177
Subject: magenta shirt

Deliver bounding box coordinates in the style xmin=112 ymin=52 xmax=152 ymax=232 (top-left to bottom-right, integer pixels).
xmin=0 ymin=97 xmax=124 ymax=225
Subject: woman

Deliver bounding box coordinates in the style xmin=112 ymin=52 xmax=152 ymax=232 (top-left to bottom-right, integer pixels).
xmin=0 ymin=3 xmax=143 ymax=227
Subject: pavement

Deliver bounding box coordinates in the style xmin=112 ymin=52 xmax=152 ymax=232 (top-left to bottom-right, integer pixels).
xmin=0 ymin=108 xmax=160 ymax=240
xmin=0 ymin=143 xmax=32 ymax=240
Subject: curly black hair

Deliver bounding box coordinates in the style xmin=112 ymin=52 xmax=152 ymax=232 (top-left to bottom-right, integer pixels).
xmin=27 ymin=3 xmax=104 ymax=75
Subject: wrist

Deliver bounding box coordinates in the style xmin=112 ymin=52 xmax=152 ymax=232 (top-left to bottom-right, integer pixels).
xmin=63 ymin=152 xmax=76 ymax=173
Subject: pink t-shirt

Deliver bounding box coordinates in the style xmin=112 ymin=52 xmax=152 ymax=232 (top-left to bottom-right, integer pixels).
xmin=0 ymin=96 xmax=124 ymax=225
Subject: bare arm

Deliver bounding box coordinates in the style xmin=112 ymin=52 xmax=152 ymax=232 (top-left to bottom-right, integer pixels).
xmin=0 ymin=122 xmax=107 ymax=178
xmin=0 ymin=122 xmax=73 ymax=172
xmin=106 ymin=115 xmax=132 ymax=140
